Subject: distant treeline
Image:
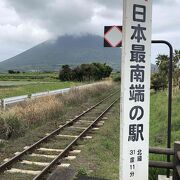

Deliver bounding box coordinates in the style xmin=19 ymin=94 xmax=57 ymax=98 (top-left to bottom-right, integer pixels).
xmin=8 ymin=70 xmax=21 ymax=74
xmin=59 ymin=63 xmax=112 ymax=81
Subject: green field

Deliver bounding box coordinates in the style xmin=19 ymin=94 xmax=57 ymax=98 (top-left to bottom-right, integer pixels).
xmin=0 ymin=72 xmax=83 ymax=98
xmin=0 ymin=81 xmax=82 ymax=99
xmin=0 ymin=81 xmax=42 ymax=88
xmin=0 ymin=72 xmax=58 ymax=82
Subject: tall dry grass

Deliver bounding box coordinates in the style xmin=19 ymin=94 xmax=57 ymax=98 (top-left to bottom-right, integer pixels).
xmin=13 ymin=96 xmax=63 ymax=125
xmin=0 ymin=81 xmax=113 ymax=139
xmin=61 ymin=81 xmax=113 ymax=104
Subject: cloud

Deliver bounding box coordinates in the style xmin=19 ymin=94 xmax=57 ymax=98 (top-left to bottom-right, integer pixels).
xmin=0 ymin=0 xmax=53 ymax=60
xmin=151 ymin=0 xmax=180 ymax=61
xmin=4 ymin=0 xmax=122 ymax=36
xmin=152 ymin=1 xmax=180 ymax=33
xmin=0 ymin=0 xmax=179 ymax=62
xmin=153 ymin=0 xmax=179 ymax=5
xmin=0 ymin=0 xmax=123 ymax=62
xmin=93 ymin=0 xmax=122 ymax=9
xmin=0 ymin=22 xmax=51 ymax=60
xmin=5 ymin=0 xmax=96 ymax=35
xmin=4 ymin=0 xmax=179 ymax=39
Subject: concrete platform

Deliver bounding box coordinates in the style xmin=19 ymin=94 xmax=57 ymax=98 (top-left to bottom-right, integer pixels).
xmin=48 ymin=168 xmax=109 ymax=180
xmin=48 ymin=168 xmax=76 ymax=180
xmin=77 ymin=176 xmax=108 ymax=180
xmin=158 ymin=175 xmax=172 ymax=180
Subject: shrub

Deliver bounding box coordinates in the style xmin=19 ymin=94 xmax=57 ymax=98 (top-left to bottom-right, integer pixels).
xmin=0 ymin=110 xmax=25 ymax=139
xmin=75 ymin=168 xmax=88 ymax=178
xmin=151 ymin=73 xmax=167 ymax=92
xmin=59 ymin=63 xmax=113 ymax=82
xmin=113 ymin=75 xmax=121 ymax=82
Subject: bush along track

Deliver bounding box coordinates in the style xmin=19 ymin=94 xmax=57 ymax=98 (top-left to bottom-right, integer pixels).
xmin=0 ymin=84 xmax=119 ymax=180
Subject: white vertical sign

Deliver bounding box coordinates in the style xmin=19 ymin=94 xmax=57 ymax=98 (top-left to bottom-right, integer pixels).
xmin=120 ymin=0 xmax=152 ymax=180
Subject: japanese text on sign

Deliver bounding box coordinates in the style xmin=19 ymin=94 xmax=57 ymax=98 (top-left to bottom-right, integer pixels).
xmin=120 ymin=0 xmax=152 ymax=180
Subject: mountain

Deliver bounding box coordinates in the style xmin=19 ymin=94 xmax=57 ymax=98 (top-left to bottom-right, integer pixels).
xmin=0 ymin=34 xmax=121 ymax=72
xmin=0 ymin=34 xmax=157 ymax=72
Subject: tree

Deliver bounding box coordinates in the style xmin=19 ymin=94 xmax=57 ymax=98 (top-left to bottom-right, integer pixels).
xmin=156 ymin=54 xmax=169 ymax=77
xmin=72 ymin=66 xmax=83 ymax=81
xmin=92 ymin=63 xmax=112 ymax=80
xmin=173 ymin=50 xmax=180 ymax=88
xmin=8 ymin=70 xmax=21 ymax=74
xmin=59 ymin=65 xmax=72 ymax=81
xmin=80 ymin=64 xmax=93 ymax=81
xmin=151 ymin=73 xmax=167 ymax=92
xmin=155 ymin=50 xmax=180 ymax=90
xmin=8 ymin=70 xmax=16 ymax=74
xmin=174 ymin=50 xmax=180 ymax=64
xmin=58 ymin=63 xmax=113 ymax=82
xmin=103 ymin=64 xmax=113 ymax=78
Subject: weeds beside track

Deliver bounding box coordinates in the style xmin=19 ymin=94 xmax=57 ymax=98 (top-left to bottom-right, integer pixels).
xmin=0 ymin=90 xmax=119 ymax=180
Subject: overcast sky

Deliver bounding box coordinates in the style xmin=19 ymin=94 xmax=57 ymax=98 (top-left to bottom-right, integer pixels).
xmin=0 ymin=0 xmax=179 ymax=63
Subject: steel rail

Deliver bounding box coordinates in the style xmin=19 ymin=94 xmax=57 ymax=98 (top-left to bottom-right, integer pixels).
xmin=0 ymin=90 xmax=119 ymax=173
xmin=33 ymin=97 xmax=119 ymax=180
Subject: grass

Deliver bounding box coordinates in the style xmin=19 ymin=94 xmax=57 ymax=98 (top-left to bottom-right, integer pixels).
xmin=70 ymin=88 xmax=180 ymax=180
xmin=0 ymin=81 xmax=118 ymax=180
xmin=149 ymin=89 xmax=180 ymax=179
xmin=0 ymin=80 xmax=115 ymax=142
xmin=0 ymin=82 xmax=179 ymax=179
xmin=150 ymin=89 xmax=180 ymax=146
xmin=0 ymin=71 xmax=83 ymax=99
xmin=0 ymin=81 xmax=82 ymax=99
xmin=71 ymin=103 xmax=119 ymax=179
xmin=0 ymin=81 xmax=39 ymax=87
xmin=0 ymin=72 xmax=58 ymax=82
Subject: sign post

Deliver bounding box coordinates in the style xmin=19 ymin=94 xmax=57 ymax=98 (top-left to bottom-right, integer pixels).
xmin=120 ymin=0 xmax=152 ymax=179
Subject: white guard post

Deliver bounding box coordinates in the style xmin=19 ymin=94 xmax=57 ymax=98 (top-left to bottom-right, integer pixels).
xmin=120 ymin=0 xmax=152 ymax=180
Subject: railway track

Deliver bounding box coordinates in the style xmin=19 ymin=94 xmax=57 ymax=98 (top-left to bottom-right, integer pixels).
xmin=0 ymin=90 xmax=119 ymax=180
